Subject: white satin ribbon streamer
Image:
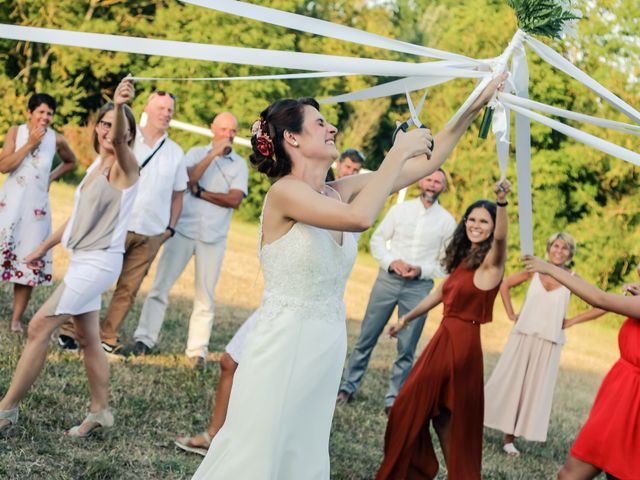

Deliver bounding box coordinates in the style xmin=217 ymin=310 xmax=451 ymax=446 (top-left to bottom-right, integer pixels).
xmin=492 ymin=102 xmax=510 ymax=179
xmin=321 ymin=74 xmax=457 ymax=104
xmin=499 ymin=93 xmax=640 ymax=135
xmin=320 ymin=59 xmax=480 ymax=103
xmin=0 ymin=24 xmax=486 ymax=78
xmin=511 ymin=36 xmax=534 ymax=255
xmin=131 ymin=71 xmax=353 ymax=81
xmin=446 ymin=30 xmax=526 ymax=128
xmin=181 ymin=0 xmax=481 ymax=64
xmin=505 ymin=102 xmax=640 ymax=166
xmin=524 ymin=35 xmax=640 ymax=124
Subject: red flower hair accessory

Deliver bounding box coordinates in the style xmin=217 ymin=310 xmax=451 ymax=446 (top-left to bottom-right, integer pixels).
xmin=251 ymin=118 xmax=275 ymax=157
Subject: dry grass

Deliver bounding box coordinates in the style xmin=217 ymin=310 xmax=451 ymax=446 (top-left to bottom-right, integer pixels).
xmin=0 ymin=181 xmax=616 ymax=479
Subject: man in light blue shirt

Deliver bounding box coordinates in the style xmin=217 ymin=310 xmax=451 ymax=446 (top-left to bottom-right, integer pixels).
xmin=338 ymin=169 xmax=456 ymax=411
xmin=131 ymin=112 xmax=248 ymax=364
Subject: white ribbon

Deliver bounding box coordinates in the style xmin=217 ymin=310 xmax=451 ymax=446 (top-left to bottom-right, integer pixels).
xmin=446 ymin=30 xmax=526 ymax=128
xmin=0 ymin=24 xmax=487 ymax=78
xmin=511 ymin=39 xmax=534 ymax=256
xmin=321 ymin=75 xmax=457 ymax=104
xmin=181 ymin=0 xmax=482 ymax=64
xmin=131 ymin=71 xmax=354 ymax=81
xmin=492 ymin=102 xmax=510 ymax=179
xmin=504 ymin=101 xmax=640 ymax=166
xmin=499 ymin=93 xmax=640 ymax=135
xmin=524 ymin=35 xmax=640 ymax=124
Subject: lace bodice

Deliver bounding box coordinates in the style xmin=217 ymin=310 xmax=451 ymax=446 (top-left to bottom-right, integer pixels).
xmin=259 ymin=221 xmax=357 ymax=322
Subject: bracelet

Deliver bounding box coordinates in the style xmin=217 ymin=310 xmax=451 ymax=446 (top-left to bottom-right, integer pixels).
xmin=496 ymin=200 xmax=508 ymax=207
xmin=166 ymin=226 xmax=176 ymax=237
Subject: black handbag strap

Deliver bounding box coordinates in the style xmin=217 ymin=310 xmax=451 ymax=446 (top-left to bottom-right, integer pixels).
xmin=139 ymin=137 xmax=167 ymax=170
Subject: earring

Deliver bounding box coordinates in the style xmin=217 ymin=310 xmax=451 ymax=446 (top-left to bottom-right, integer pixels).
xmin=292 ymin=140 xmax=299 ymax=147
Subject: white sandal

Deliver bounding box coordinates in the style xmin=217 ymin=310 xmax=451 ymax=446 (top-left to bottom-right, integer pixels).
xmin=65 ymin=408 xmax=114 ymax=438
xmin=175 ymin=431 xmax=212 ymax=456
xmin=503 ymin=442 xmax=520 ymax=457
xmin=0 ymin=407 xmax=19 ymax=430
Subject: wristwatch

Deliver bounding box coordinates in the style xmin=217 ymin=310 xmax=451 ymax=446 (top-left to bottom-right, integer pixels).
xmin=194 ymin=184 xmax=205 ymax=198
xmin=166 ymin=226 xmax=176 ymax=237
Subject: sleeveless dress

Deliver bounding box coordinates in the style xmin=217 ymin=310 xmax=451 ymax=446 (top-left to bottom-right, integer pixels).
xmin=192 ymin=218 xmax=357 ymax=479
xmin=377 ymin=261 xmax=500 ymax=480
xmin=0 ymin=124 xmax=55 ymax=286
xmin=484 ymin=272 xmax=572 ymax=441
xmin=570 ymin=317 xmax=640 ymax=479
xmin=43 ymin=158 xmax=138 ymax=316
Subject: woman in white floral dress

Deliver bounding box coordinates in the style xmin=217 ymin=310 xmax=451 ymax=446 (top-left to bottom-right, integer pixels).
xmin=0 ymin=93 xmax=77 ymax=332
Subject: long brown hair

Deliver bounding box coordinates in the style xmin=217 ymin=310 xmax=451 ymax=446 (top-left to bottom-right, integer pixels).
xmin=442 ymin=200 xmax=497 ymax=273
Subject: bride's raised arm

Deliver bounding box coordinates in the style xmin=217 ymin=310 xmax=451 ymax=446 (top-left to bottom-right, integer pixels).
xmin=332 ymin=73 xmax=507 ymax=203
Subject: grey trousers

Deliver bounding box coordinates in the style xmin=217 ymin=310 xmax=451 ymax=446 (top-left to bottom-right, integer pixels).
xmin=340 ymin=268 xmax=433 ymax=407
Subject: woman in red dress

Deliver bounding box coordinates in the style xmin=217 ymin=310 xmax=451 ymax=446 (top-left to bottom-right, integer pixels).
xmin=522 ymin=257 xmax=640 ymax=480
xmin=376 ymin=179 xmax=511 ymax=480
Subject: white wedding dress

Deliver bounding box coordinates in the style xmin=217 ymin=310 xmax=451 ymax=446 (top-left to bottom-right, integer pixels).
xmin=192 ymin=219 xmax=357 ymax=480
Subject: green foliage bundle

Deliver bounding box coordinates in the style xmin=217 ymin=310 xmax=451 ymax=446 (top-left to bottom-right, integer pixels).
xmin=507 ymin=0 xmax=580 ymax=38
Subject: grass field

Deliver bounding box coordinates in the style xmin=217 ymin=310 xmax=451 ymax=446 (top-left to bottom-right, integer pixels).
xmin=0 ymin=181 xmax=618 ymax=479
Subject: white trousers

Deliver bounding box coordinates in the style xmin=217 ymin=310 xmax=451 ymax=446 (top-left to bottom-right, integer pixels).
xmin=133 ymin=232 xmax=226 ymax=358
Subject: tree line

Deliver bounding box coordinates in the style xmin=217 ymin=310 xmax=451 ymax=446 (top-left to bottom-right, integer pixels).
xmin=1 ymin=0 xmax=639 ymax=299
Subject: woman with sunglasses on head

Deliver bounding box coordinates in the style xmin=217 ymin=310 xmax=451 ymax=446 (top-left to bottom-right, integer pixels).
xmin=377 ymin=180 xmax=511 ymax=480
xmin=521 ymin=257 xmax=640 ymax=480
xmin=0 ymin=78 xmax=139 ymax=437
xmin=191 ymin=75 xmax=507 ymax=479
xmin=0 ymin=93 xmax=77 ymax=333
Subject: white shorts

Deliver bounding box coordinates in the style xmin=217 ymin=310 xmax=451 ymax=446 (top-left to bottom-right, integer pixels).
xmin=224 ymin=311 xmax=258 ymax=363
xmin=44 ymin=250 xmax=123 ymax=317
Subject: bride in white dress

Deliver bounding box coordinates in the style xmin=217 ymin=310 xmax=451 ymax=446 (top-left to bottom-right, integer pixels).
xmin=193 ymin=79 xmax=504 ymax=480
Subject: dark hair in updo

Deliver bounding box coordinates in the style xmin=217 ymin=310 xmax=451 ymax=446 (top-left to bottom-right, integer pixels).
xmin=250 ymin=97 xmax=319 ymax=178
xmin=442 ymin=199 xmax=497 ymax=273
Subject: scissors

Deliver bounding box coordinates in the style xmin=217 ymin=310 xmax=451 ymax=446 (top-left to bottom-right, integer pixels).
xmin=392 ymin=89 xmax=431 ymax=148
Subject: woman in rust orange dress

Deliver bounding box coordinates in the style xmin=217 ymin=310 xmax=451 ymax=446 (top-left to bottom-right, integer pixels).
xmin=376 ymin=179 xmax=511 ymax=480
xmin=522 ymin=258 xmax=640 ymax=480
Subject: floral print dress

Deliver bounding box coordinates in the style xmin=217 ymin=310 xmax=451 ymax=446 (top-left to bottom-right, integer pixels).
xmin=0 ymin=124 xmax=55 ymax=286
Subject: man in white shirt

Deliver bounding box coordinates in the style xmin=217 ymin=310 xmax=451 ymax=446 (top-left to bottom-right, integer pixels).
xmin=101 ymin=93 xmax=189 ymax=354
xmin=129 ymin=112 xmax=248 ymax=364
xmin=337 ymin=169 xmax=456 ymax=411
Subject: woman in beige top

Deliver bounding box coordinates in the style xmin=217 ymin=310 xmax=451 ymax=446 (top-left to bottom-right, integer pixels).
xmin=0 ymin=78 xmax=139 ymax=437
xmin=484 ymin=232 xmax=604 ymax=456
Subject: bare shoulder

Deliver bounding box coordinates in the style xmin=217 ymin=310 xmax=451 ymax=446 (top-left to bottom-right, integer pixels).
xmin=5 ymin=125 xmax=18 ymax=140
xmin=269 ymin=176 xmax=311 ymax=200
xmin=55 ymin=132 xmax=69 ymax=145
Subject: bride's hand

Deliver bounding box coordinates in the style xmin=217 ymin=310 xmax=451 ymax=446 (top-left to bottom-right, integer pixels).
xmin=391 ymin=126 xmax=434 ymax=161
